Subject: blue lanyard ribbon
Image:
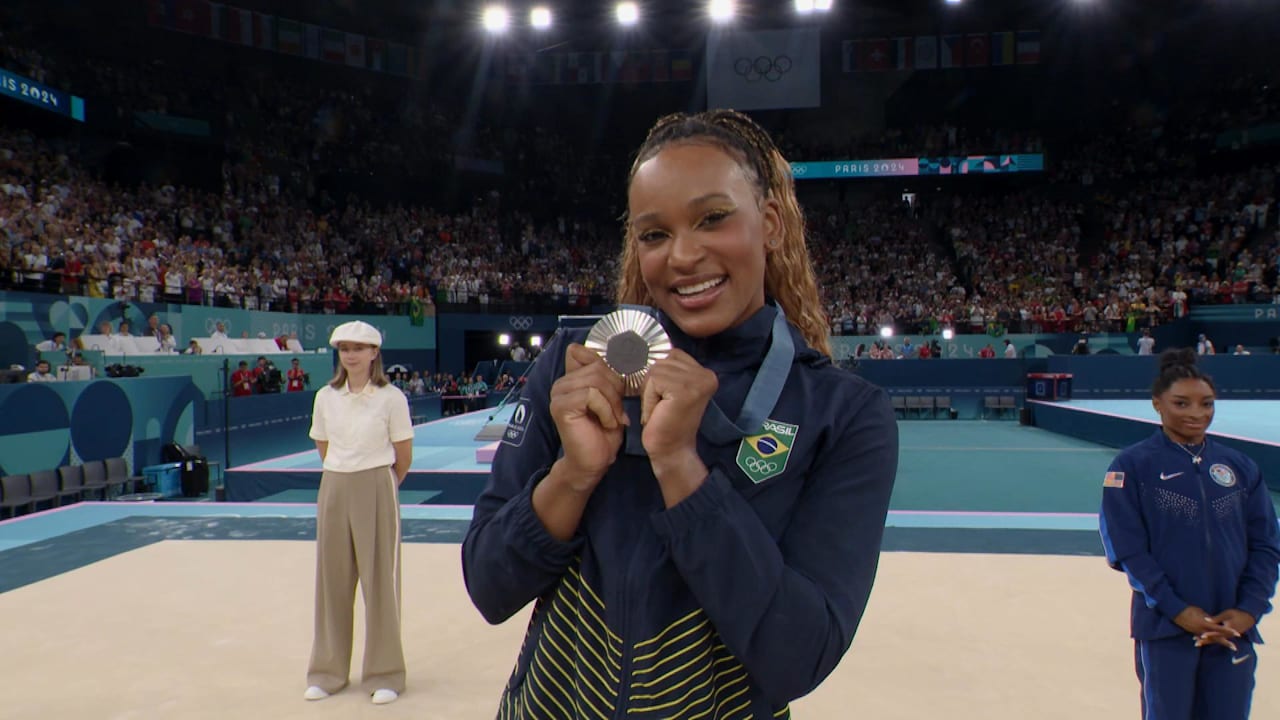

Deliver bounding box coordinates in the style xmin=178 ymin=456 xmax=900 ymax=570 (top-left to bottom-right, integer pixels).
xmin=619 ymin=304 xmax=795 ymax=455
xmin=697 ymin=305 xmax=794 ymax=444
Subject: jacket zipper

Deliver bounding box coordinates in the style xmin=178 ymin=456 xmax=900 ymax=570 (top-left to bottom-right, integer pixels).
xmin=1195 ymin=458 xmax=1215 ymax=611
xmin=612 ymin=542 xmax=643 ymax=719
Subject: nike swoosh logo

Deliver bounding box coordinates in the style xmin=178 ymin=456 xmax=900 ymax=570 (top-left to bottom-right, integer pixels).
xmin=1159 ymin=472 xmax=1184 ymax=480
xmin=1232 ymin=654 xmax=1252 ymax=665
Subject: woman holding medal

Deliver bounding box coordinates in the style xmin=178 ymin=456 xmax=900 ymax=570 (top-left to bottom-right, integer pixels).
xmin=1100 ymin=349 xmax=1280 ymax=719
xmin=462 ymin=109 xmax=898 ymax=718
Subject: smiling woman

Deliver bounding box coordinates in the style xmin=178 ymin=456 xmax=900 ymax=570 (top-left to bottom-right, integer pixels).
xmin=1100 ymin=348 xmax=1280 ymax=720
xmin=462 ymin=109 xmax=899 ymax=719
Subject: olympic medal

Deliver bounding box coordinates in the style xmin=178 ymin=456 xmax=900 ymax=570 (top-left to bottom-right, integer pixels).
xmin=584 ymin=308 xmax=671 ymax=395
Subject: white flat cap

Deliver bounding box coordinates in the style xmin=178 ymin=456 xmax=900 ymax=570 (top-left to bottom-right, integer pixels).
xmin=329 ymin=321 xmax=383 ymax=348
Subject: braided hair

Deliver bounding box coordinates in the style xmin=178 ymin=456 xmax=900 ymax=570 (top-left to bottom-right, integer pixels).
xmin=1151 ymin=348 xmax=1216 ymax=397
xmin=617 ymin=109 xmax=832 ymax=358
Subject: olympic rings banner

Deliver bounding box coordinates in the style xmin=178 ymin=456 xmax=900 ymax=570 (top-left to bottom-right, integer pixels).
xmin=706 ymin=28 xmax=821 ymax=111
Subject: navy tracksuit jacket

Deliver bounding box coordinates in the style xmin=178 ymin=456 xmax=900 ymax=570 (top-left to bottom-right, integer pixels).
xmin=462 ymin=304 xmax=898 ymax=719
xmin=1101 ymin=431 xmax=1280 ymax=719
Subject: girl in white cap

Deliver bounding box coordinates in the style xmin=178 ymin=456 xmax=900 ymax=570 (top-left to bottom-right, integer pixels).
xmin=304 ymin=320 xmax=413 ymax=705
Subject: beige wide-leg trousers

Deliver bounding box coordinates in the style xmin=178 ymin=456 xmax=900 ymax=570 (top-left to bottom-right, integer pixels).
xmin=307 ymin=466 xmax=405 ymax=694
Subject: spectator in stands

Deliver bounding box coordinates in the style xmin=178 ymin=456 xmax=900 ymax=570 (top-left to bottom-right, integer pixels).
xmin=1233 ymin=344 xmax=1252 ymax=355
xmin=407 ymin=371 xmax=426 ymax=396
xmin=35 ymin=331 xmax=66 ymax=352
xmin=979 ymin=343 xmax=997 ymax=358
xmin=117 ymin=319 xmax=132 ymax=336
xmin=1197 ymin=334 xmax=1217 ymax=355
xmin=509 ymin=343 xmax=528 ymax=362
xmin=1003 ymin=339 xmax=1018 ymax=359
xmin=1137 ymin=329 xmax=1156 ymax=356
xmin=183 ymin=339 xmax=203 ymax=355
xmin=305 ymin=320 xmax=412 ymax=706
xmin=26 ymin=359 xmax=55 ymax=382
xmin=91 ymin=320 xmax=125 ymax=355
xmin=210 ymin=321 xmax=229 ymax=340
xmin=145 ymin=314 xmax=163 ymax=345
xmin=157 ymin=324 xmax=177 ymax=353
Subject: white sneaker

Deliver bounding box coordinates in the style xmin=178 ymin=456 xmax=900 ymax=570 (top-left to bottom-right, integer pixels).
xmin=303 ymin=686 xmax=330 ymax=701
xmin=371 ymin=689 xmax=399 ymax=705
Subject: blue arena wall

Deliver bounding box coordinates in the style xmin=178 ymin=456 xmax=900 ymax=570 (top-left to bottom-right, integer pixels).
xmin=197 ymin=392 xmax=445 ymax=469
xmin=0 ymin=376 xmax=200 ymax=476
xmin=1031 ymin=401 xmax=1280 ymax=494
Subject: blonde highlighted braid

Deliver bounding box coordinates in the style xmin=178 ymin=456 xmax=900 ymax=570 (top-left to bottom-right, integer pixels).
xmin=617 ymin=109 xmax=831 ymax=358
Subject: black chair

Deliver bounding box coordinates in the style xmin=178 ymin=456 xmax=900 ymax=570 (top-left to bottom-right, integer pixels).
xmin=104 ymin=457 xmax=144 ymax=495
xmin=30 ymin=469 xmax=78 ymax=509
xmin=1 ymin=474 xmax=33 ymax=517
xmin=998 ymin=395 xmax=1018 ymax=419
xmin=57 ymin=464 xmax=88 ymax=501
xmin=890 ymin=395 xmax=906 ymax=418
xmin=934 ymin=396 xmax=952 ymax=419
xmin=83 ymin=460 xmax=118 ymax=498
xmin=983 ymin=396 xmax=1001 ymax=419
xmin=79 ymin=461 xmax=111 ymax=499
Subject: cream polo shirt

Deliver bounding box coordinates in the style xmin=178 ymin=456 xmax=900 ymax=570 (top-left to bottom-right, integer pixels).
xmin=309 ymin=381 xmax=414 ymax=473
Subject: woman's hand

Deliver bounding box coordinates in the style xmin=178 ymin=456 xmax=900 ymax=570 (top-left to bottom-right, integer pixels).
xmin=640 ymin=349 xmax=717 ymax=505
xmin=548 ymin=343 xmax=628 ymax=491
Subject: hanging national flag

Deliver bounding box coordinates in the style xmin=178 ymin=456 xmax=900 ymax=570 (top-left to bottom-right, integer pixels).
xmin=345 ymin=33 xmax=366 ymax=68
xmin=857 ymin=38 xmax=891 ymax=72
xmin=966 ymin=34 xmax=990 ymax=67
xmin=891 ymin=37 xmax=914 ymax=70
xmin=914 ymin=36 xmax=938 ymax=70
xmin=671 ymin=52 xmax=693 ymax=81
xmin=940 ymin=35 xmax=963 ymax=68
xmin=230 ymin=7 xmax=251 ymax=45
xmin=387 ymin=43 xmax=409 ymax=76
xmin=212 ymin=4 xmax=254 ymax=46
xmin=254 ymin=13 xmax=274 ymax=51
xmin=277 ymin=18 xmax=304 ymax=55
xmin=625 ymin=51 xmax=651 ymax=83
xmin=367 ymin=38 xmax=386 ymax=71
xmin=1016 ymin=30 xmax=1041 ymax=64
xmin=304 ymin=24 xmax=323 ymax=60
xmin=173 ymin=0 xmax=211 ymax=36
xmin=209 ymin=3 xmax=226 ymax=40
xmin=566 ymin=52 xmax=601 ymax=83
xmin=504 ymin=54 xmax=532 ymax=83
xmin=990 ymin=31 xmax=1015 ymax=66
xmin=321 ymin=28 xmax=345 ymax=63
xmin=650 ymin=51 xmax=670 ymax=82
xmin=147 ymin=0 xmax=172 ymax=29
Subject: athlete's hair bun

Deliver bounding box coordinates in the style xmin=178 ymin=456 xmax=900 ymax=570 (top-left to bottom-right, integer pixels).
xmin=1158 ymin=348 xmax=1197 ymax=373
xmin=1152 ymin=348 xmax=1213 ymax=397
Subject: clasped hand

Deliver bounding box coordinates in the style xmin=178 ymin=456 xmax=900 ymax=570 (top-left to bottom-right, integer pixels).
xmin=1174 ymin=606 xmax=1255 ymax=651
xmin=549 ymin=343 xmax=717 ymax=491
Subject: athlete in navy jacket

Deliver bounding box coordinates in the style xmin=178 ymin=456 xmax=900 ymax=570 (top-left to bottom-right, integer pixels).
xmin=1101 ymin=349 xmax=1280 ymax=719
xmin=462 ymin=110 xmax=899 ymax=719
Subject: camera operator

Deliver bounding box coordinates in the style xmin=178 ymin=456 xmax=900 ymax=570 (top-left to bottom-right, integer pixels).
xmin=253 ymin=356 xmax=285 ymax=394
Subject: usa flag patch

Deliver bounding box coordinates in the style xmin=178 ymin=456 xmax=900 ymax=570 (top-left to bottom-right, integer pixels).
xmin=1103 ymin=472 xmax=1125 ymax=488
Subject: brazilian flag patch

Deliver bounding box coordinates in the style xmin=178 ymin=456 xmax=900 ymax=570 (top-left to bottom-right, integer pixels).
xmin=736 ymin=418 xmax=798 ymax=484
